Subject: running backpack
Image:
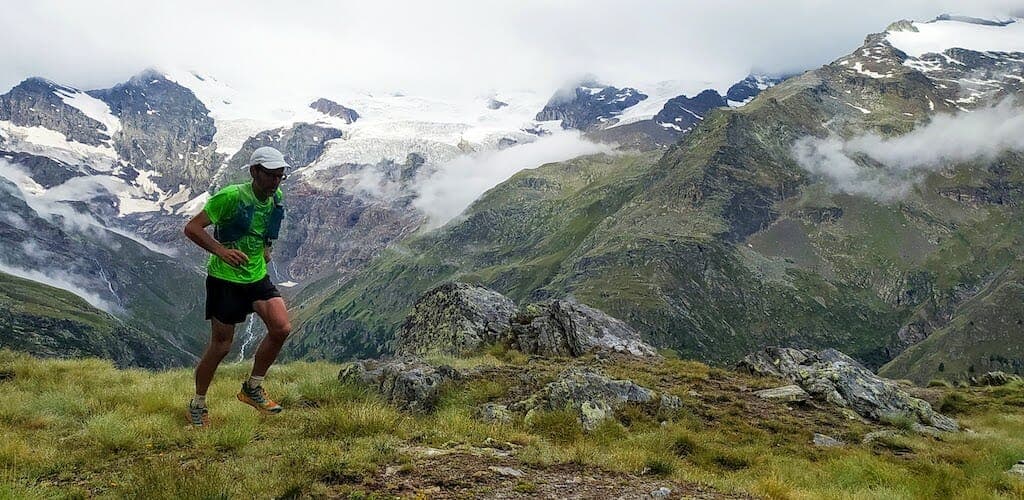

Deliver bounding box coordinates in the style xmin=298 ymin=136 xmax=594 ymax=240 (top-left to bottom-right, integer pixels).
xmin=213 ymin=190 xmax=285 ymax=245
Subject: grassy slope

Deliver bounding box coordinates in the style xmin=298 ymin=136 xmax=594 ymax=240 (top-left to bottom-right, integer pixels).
xmin=1 ymin=348 xmax=1023 ymax=498
xmin=0 ymin=272 xmax=190 ymax=368
xmin=880 ymin=264 xmax=1024 ymax=384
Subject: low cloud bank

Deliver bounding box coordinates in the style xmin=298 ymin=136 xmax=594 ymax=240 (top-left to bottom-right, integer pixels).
xmin=792 ymin=99 xmax=1024 ymax=199
xmin=0 ymin=260 xmax=118 ymax=313
xmin=413 ymin=131 xmax=611 ymax=228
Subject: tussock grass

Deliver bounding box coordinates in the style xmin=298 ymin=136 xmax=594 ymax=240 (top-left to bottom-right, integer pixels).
xmin=1 ymin=349 xmax=1023 ymax=498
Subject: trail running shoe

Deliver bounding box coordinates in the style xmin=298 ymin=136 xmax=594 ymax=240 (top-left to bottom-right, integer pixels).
xmin=237 ymin=382 xmax=283 ymax=414
xmin=187 ymin=403 xmax=210 ymax=428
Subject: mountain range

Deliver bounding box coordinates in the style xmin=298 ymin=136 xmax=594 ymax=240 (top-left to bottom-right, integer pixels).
xmin=0 ymin=15 xmax=1021 ymax=384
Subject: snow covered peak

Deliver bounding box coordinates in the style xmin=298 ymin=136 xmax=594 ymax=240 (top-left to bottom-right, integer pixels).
xmin=886 ymin=17 xmax=1024 ymax=58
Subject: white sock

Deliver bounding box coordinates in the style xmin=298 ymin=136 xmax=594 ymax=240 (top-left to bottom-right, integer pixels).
xmin=191 ymin=394 xmax=206 ymax=408
xmin=246 ymin=375 xmax=265 ymax=389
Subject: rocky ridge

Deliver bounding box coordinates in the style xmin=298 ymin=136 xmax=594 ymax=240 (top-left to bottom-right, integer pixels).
xmin=391 ymin=282 xmax=659 ymax=359
xmin=339 ymin=284 xmax=960 ymax=441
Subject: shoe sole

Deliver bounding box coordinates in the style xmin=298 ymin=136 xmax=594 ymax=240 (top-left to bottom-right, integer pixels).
xmin=236 ymin=392 xmax=283 ymax=415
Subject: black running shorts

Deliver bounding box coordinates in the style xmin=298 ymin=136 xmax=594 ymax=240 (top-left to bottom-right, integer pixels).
xmin=205 ymin=275 xmax=282 ymax=325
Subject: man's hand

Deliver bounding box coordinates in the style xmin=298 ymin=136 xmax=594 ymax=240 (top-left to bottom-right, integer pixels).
xmin=184 ymin=211 xmax=250 ymax=267
xmin=217 ymin=248 xmax=250 ymax=267
xmin=264 ymin=246 xmax=272 ymax=263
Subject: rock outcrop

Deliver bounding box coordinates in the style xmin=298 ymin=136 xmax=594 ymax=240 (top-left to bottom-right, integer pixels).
xmin=338 ymin=357 xmax=461 ymax=412
xmin=512 ymin=367 xmax=681 ymax=431
xmin=90 ymin=69 xmax=222 ymax=194
xmin=510 ymin=299 xmax=658 ymax=358
xmin=392 ymin=283 xmax=517 ymax=356
xmin=971 ymin=371 xmax=1022 ymax=387
xmin=535 ymin=83 xmax=647 ymax=131
xmin=652 ymin=89 xmax=727 ymax=132
xmin=218 ymin=122 xmax=343 ymax=189
xmin=0 ymin=77 xmax=114 ymax=146
xmin=754 ymin=384 xmax=809 ymax=403
xmin=392 ymin=283 xmax=658 ymax=359
xmin=724 ymin=74 xmax=785 ymax=104
xmin=739 ymin=347 xmax=958 ymax=432
xmin=310 ymin=98 xmax=360 ymax=123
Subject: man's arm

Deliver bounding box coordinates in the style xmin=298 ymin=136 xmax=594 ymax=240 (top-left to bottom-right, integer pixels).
xmin=184 ymin=211 xmax=249 ymax=267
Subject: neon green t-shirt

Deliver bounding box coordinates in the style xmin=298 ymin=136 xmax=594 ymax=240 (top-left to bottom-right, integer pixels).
xmin=204 ymin=182 xmax=283 ymax=284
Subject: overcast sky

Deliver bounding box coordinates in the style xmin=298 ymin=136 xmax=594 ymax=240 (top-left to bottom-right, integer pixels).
xmin=2 ymin=0 xmax=1022 ymax=97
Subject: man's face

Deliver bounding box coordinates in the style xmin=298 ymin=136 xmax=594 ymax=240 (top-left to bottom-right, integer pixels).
xmin=252 ymin=165 xmax=286 ymax=190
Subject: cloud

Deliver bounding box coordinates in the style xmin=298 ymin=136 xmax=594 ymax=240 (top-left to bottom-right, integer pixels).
xmin=1 ymin=1 xmax=1021 ymax=98
xmin=0 ymin=260 xmax=118 ymax=313
xmin=792 ymin=98 xmax=1024 ymax=199
xmin=413 ymin=130 xmax=611 ymax=227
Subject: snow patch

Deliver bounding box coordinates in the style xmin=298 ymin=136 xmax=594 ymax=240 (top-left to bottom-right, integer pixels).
xmin=178 ymin=191 xmax=211 ymax=216
xmin=608 ymin=79 xmax=736 ymax=129
xmin=849 ymin=61 xmax=896 ymax=78
xmin=52 ymin=88 xmax=122 ymax=139
xmin=887 ymin=18 xmax=1024 ymax=58
xmin=0 ymin=121 xmax=117 ymax=171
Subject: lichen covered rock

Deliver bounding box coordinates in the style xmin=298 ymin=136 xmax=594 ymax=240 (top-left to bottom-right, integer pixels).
xmin=338 ymin=357 xmax=460 ymax=412
xmin=510 ymin=299 xmax=658 ymax=358
xmin=740 ymin=347 xmax=958 ymax=432
xmin=971 ymin=371 xmax=1021 ymax=387
xmin=474 ymin=403 xmax=513 ymax=423
xmin=514 ymin=367 xmax=679 ymax=430
xmin=393 ymin=282 xmax=516 ymax=356
xmin=755 ymin=384 xmax=809 ymax=402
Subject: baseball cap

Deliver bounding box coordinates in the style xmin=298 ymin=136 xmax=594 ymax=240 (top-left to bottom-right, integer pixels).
xmin=246 ymin=146 xmax=290 ymax=171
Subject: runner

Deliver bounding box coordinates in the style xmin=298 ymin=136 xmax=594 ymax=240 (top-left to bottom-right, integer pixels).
xmin=182 ymin=146 xmax=292 ymax=428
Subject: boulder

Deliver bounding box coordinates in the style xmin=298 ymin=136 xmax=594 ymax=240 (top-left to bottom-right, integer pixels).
xmin=392 ymin=282 xmax=516 ymax=356
xmin=510 ymin=299 xmax=658 ymax=358
xmin=474 ymin=403 xmax=513 ymax=423
xmin=971 ymin=371 xmax=1021 ymax=387
xmin=338 ymin=358 xmax=460 ymax=412
xmin=1009 ymin=460 xmax=1024 ymax=479
xmin=739 ymin=347 xmax=958 ymax=432
xmin=813 ymin=433 xmax=843 ymax=447
xmin=514 ymin=367 xmax=678 ymax=430
xmin=862 ymin=430 xmax=902 ymax=445
xmin=650 ymin=487 xmax=672 ymax=498
xmin=755 ymin=385 xmax=809 ymax=403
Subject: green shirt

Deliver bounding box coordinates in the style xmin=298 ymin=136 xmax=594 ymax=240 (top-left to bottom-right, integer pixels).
xmin=204 ymin=182 xmax=283 ymax=284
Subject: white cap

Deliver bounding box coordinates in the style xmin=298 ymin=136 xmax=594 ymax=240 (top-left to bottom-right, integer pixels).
xmin=246 ymin=146 xmax=290 ymax=170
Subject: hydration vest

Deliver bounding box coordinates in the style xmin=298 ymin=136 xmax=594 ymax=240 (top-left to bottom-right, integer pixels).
xmin=213 ymin=190 xmax=285 ymax=245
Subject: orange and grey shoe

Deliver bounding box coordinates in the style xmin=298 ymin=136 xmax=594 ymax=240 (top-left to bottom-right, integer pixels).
xmin=187 ymin=403 xmax=210 ymax=428
xmin=237 ymin=382 xmax=283 ymax=414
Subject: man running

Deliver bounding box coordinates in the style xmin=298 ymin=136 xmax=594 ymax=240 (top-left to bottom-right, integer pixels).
xmin=183 ymin=146 xmax=292 ymax=428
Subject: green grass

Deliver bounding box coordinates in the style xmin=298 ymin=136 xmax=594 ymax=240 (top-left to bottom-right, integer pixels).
xmin=1 ymin=348 xmax=1023 ymax=498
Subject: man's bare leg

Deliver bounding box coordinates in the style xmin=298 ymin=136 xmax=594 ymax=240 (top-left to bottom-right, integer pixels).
xmin=236 ymin=297 xmax=290 ymax=414
xmin=250 ymin=297 xmax=292 ymax=378
xmin=195 ymin=319 xmax=236 ymax=396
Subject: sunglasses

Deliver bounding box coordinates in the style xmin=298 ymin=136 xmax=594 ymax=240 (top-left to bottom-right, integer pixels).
xmin=255 ymin=165 xmax=287 ymax=180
